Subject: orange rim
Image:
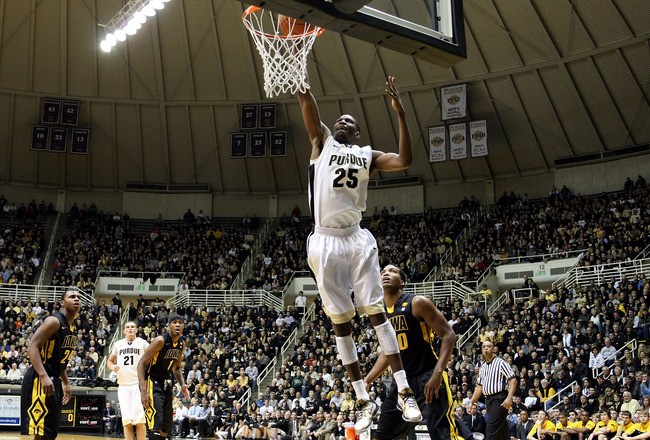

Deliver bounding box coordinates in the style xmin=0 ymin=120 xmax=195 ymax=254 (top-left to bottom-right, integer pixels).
xmin=242 ymin=6 xmax=325 ymax=39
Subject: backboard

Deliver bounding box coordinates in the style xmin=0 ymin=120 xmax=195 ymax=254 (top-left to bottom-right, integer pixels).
xmin=237 ymin=0 xmax=465 ymax=67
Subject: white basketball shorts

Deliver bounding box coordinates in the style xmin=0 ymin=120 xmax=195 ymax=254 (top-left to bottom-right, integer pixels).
xmin=118 ymin=383 xmax=146 ymax=426
xmin=307 ymin=224 xmax=384 ymax=324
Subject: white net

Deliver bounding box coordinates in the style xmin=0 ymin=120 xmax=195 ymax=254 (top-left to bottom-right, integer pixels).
xmin=243 ymin=6 xmax=324 ymax=98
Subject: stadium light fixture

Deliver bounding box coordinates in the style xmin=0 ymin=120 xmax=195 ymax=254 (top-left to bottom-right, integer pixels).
xmin=99 ymin=0 xmax=173 ymax=53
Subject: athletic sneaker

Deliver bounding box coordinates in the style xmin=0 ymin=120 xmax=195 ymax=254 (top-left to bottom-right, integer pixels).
xmin=355 ymin=399 xmax=378 ymax=432
xmin=397 ymin=388 xmax=422 ymax=422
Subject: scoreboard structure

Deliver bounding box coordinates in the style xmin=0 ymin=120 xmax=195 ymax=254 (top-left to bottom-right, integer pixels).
xmin=60 ymin=395 xmax=105 ymax=433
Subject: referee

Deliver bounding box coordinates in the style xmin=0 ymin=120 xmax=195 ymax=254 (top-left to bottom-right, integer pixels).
xmin=467 ymin=340 xmax=517 ymax=440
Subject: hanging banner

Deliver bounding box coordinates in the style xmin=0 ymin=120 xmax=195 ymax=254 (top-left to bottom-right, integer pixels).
xmin=441 ymin=84 xmax=466 ymax=120
xmin=470 ymin=120 xmax=488 ymax=157
xmin=428 ymin=126 xmax=446 ymax=162
xmin=449 ymin=123 xmax=467 ymax=160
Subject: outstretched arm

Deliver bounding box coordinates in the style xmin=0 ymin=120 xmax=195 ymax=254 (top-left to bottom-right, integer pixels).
xmin=298 ymin=88 xmax=330 ymax=160
xmin=371 ymin=76 xmax=412 ymax=174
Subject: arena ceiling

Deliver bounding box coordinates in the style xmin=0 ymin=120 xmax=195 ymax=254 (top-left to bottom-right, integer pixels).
xmin=0 ymin=0 xmax=648 ymax=194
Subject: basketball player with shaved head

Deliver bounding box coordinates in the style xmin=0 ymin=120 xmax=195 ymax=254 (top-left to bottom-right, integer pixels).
xmin=298 ymin=77 xmax=421 ymax=434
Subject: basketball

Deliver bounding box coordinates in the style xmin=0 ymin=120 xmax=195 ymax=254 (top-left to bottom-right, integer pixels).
xmin=278 ymin=14 xmax=311 ymax=35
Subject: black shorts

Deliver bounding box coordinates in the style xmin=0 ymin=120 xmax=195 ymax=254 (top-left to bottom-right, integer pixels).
xmin=374 ymin=369 xmax=465 ymax=440
xmin=21 ymin=367 xmax=63 ymax=438
xmin=145 ymin=377 xmax=173 ymax=434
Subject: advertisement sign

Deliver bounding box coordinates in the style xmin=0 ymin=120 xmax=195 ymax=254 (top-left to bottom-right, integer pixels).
xmin=0 ymin=395 xmax=20 ymax=426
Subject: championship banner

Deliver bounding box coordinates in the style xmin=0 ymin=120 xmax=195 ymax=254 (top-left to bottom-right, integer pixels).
xmin=428 ymin=126 xmax=446 ymax=162
xmin=449 ymin=123 xmax=467 ymax=160
xmin=441 ymin=84 xmax=466 ymax=120
xmin=470 ymin=120 xmax=488 ymax=157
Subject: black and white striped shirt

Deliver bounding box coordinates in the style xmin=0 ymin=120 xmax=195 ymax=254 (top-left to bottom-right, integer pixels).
xmin=477 ymin=356 xmax=515 ymax=396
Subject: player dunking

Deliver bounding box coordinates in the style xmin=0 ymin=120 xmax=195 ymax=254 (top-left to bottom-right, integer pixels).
xmin=365 ymin=265 xmax=473 ymax=440
xmin=21 ymin=288 xmax=80 ymax=440
xmin=108 ymin=321 xmax=150 ymax=440
xmin=298 ymin=76 xmax=421 ymax=433
xmin=138 ymin=315 xmax=190 ymax=440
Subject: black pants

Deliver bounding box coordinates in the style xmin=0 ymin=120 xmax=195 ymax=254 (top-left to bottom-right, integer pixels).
xmin=486 ymin=392 xmax=509 ymax=440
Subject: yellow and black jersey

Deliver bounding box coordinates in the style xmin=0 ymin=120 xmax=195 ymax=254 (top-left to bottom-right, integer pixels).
xmin=146 ymin=332 xmax=183 ymax=381
xmin=572 ymin=420 xmax=595 ymax=431
xmin=385 ymin=292 xmax=438 ymax=376
xmin=630 ymin=421 xmax=650 ymax=436
xmin=40 ymin=311 xmax=77 ymax=376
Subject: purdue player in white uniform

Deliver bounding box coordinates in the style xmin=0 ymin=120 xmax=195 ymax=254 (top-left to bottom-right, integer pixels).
xmin=108 ymin=321 xmax=149 ymax=440
xmin=298 ymin=76 xmax=421 ymax=434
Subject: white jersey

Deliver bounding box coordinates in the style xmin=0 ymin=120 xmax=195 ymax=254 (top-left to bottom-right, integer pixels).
xmin=110 ymin=337 xmax=149 ymax=386
xmin=309 ymin=135 xmax=372 ymax=228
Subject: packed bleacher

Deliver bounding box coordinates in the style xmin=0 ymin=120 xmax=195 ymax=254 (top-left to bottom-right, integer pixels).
xmin=439 ymin=182 xmax=650 ymax=286
xmin=3 ymin=175 xmax=650 ymax=438
xmin=51 ymin=209 xmax=254 ymax=292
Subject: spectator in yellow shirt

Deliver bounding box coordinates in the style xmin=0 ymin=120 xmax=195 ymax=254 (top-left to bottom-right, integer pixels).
xmin=538 ymin=379 xmax=557 ymax=409
xmin=615 ymin=410 xmax=637 ymax=438
xmin=564 ymin=410 xmax=596 ymax=439
xmin=589 ymin=410 xmax=619 ymax=440
xmin=528 ymin=410 xmax=557 ymax=440
xmin=555 ymin=411 xmax=574 ymax=434
xmin=620 ymin=411 xmax=650 ymax=440
xmin=340 ymin=392 xmax=356 ymax=412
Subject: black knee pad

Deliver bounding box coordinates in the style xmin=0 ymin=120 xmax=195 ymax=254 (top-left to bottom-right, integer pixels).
xmin=149 ymin=430 xmax=162 ymax=440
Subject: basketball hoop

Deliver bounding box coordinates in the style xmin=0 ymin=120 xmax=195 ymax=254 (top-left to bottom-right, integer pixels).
xmin=242 ymin=6 xmax=324 ymax=98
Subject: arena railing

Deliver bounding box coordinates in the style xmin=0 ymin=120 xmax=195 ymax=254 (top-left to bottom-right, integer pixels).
xmin=236 ymin=303 xmax=313 ymax=411
xmin=168 ymin=288 xmax=283 ymax=311
xmin=0 ymin=284 xmax=94 ymax=307
xmin=486 ymin=289 xmax=510 ymax=317
xmin=493 ymin=248 xmax=586 ymax=266
xmin=547 ymin=380 xmax=578 ymax=412
xmin=591 ymin=338 xmax=637 ymax=379
xmin=636 ymin=244 xmax=650 ymax=260
xmin=510 ymin=287 xmax=541 ymax=303
xmin=558 ymin=258 xmax=650 ymax=291
xmin=456 ymin=319 xmax=481 ymax=351
xmin=95 ymin=269 xmax=186 ymax=280
xmin=231 ymin=217 xmax=276 ymax=290
xmin=403 ymin=280 xmax=473 ymax=304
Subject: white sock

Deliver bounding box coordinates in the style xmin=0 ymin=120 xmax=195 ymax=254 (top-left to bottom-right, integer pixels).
xmin=352 ymin=379 xmax=370 ymax=401
xmin=394 ymin=369 xmax=409 ymax=392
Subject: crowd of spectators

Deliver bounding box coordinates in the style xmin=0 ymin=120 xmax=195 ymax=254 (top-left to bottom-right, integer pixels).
xmin=244 ymin=203 xmax=472 ymax=295
xmin=3 ymin=175 xmax=650 ymax=439
xmin=51 ymin=207 xmax=255 ymax=294
xmin=439 ymin=181 xmax=650 ymax=285
xmin=0 ymin=197 xmax=50 ymax=287
xmin=0 ymin=296 xmax=118 ymax=385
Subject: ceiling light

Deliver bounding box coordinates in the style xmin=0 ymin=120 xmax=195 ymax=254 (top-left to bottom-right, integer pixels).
xmin=114 ymin=30 xmax=127 ymax=41
xmin=106 ymin=33 xmax=117 ymax=46
xmin=99 ymin=0 xmax=175 ymax=51
xmin=134 ymin=11 xmax=147 ymax=23
xmin=142 ymin=5 xmax=156 ymax=16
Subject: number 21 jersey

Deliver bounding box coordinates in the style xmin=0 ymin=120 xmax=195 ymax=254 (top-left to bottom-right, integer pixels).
xmin=111 ymin=337 xmax=149 ymax=386
xmin=309 ymin=135 xmax=372 ymax=228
